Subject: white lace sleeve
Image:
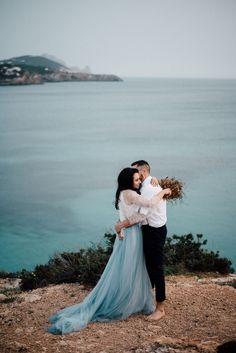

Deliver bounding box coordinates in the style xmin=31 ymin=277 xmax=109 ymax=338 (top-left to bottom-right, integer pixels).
xmin=123 ymin=190 xmax=163 ymax=208
xmin=127 ymin=212 xmax=146 ymax=225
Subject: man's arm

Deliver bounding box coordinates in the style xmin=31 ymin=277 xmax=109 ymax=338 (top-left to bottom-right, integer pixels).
xmin=115 ymin=219 xmax=131 ymax=234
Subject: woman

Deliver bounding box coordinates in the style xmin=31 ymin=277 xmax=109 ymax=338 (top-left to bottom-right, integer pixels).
xmin=48 ymin=167 xmax=171 ymax=334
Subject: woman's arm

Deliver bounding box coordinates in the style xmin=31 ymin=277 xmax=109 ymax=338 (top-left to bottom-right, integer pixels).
xmin=115 ymin=212 xmax=146 ymax=235
xmin=115 ymin=188 xmax=171 ymax=238
xmin=123 ymin=189 xmax=171 ymax=208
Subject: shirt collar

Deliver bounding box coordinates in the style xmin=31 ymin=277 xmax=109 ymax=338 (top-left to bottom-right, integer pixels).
xmin=142 ymin=175 xmax=152 ymax=187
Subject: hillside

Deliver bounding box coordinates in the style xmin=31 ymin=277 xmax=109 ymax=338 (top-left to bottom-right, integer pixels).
xmin=0 ymin=55 xmax=122 ymax=85
xmin=0 ymin=274 xmax=235 ymax=353
xmin=2 ymin=55 xmax=68 ymax=71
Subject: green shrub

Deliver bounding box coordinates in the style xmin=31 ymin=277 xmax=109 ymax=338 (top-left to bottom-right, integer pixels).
xmin=0 ymin=271 xmax=18 ymax=279
xmin=20 ymin=233 xmax=116 ymax=290
xmin=164 ymin=233 xmax=233 ymax=274
xmin=17 ymin=232 xmax=233 ymax=291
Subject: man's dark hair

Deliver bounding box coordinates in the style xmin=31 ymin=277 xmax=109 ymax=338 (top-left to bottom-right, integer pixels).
xmin=131 ymin=160 xmax=150 ymax=167
xmin=131 ymin=160 xmax=150 ymax=173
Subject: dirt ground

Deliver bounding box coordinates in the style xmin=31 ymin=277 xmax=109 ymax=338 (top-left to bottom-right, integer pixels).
xmin=0 ymin=274 xmax=235 ymax=353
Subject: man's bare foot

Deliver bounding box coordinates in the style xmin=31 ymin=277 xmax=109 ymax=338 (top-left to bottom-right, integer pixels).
xmin=146 ymin=308 xmax=165 ymax=321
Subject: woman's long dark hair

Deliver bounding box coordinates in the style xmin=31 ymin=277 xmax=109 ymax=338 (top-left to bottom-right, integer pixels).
xmin=115 ymin=167 xmax=140 ymax=209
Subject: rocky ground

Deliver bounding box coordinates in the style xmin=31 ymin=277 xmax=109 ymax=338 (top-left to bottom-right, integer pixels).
xmin=0 ymin=274 xmax=235 ymax=353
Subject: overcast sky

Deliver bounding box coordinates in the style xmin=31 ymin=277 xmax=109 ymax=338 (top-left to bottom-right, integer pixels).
xmin=1 ymin=0 xmax=236 ymax=78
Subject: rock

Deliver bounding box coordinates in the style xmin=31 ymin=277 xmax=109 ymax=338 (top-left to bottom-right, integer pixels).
xmin=0 ymin=293 xmax=7 ymax=301
xmin=24 ymin=294 xmax=42 ymax=303
xmin=14 ymin=341 xmax=28 ymax=351
xmin=5 ymin=278 xmax=21 ymax=289
xmin=0 ymin=278 xmax=21 ymax=290
xmin=59 ymin=341 xmax=67 ymax=346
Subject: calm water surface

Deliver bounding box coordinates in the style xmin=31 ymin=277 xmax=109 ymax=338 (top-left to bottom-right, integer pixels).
xmin=0 ymin=78 xmax=236 ymax=271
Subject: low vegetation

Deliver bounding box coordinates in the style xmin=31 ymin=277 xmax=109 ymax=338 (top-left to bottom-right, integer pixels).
xmin=0 ymin=233 xmax=233 ymax=291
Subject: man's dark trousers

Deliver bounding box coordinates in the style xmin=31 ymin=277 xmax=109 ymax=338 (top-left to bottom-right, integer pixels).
xmin=142 ymin=224 xmax=167 ymax=302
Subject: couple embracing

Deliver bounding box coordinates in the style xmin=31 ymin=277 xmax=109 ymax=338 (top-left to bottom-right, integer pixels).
xmin=48 ymin=160 xmax=171 ymax=334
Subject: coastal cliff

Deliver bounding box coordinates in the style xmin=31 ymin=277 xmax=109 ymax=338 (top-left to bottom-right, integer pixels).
xmin=0 ymin=274 xmax=235 ymax=353
xmin=0 ymin=55 xmax=122 ymax=85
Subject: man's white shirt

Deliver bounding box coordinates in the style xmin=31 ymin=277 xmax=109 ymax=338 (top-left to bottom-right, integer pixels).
xmin=140 ymin=175 xmax=167 ymax=227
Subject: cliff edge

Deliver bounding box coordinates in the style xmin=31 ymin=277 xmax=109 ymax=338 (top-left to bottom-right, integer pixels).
xmin=0 ymin=274 xmax=235 ymax=353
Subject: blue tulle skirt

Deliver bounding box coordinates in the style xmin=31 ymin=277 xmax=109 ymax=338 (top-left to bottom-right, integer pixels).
xmin=48 ymin=225 xmax=155 ymax=334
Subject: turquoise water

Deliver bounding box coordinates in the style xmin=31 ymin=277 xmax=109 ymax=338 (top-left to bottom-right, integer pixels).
xmin=0 ymin=78 xmax=236 ymax=272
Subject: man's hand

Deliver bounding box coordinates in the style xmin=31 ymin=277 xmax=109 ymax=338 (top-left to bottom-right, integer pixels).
xmin=150 ymin=176 xmax=159 ymax=187
xmin=164 ymin=188 xmax=172 ymax=197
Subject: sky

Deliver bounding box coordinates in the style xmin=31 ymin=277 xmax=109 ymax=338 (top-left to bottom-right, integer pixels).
xmin=1 ymin=0 xmax=236 ymax=78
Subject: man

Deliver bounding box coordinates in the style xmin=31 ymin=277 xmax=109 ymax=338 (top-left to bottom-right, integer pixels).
xmin=115 ymin=160 xmax=168 ymax=321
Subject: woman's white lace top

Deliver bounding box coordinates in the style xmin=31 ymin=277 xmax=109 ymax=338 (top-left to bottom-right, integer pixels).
xmin=118 ymin=189 xmax=163 ymax=225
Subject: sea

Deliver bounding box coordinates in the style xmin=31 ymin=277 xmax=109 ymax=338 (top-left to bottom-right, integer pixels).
xmin=0 ymin=78 xmax=236 ymax=272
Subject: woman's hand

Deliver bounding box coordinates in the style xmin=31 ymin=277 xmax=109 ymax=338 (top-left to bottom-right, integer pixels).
xmin=115 ymin=219 xmax=130 ymax=233
xmin=117 ymin=230 xmax=124 ymax=240
xmin=115 ymin=222 xmax=124 ymax=240
xmin=115 ymin=219 xmax=131 ymax=240
xmin=150 ymin=176 xmax=159 ymax=187
xmin=115 ymin=222 xmax=122 ymax=234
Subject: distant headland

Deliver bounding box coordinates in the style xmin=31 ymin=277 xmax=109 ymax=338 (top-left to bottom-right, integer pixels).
xmin=0 ymin=54 xmax=122 ymax=85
